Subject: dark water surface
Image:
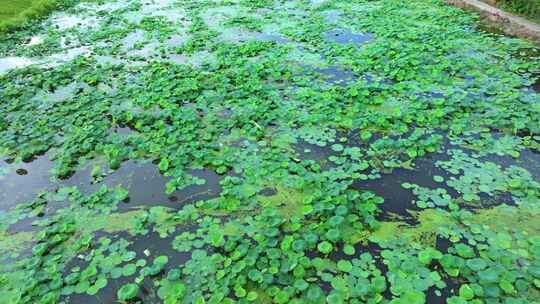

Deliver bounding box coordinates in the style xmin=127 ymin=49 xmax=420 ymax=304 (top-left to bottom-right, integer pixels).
xmin=1 ymin=157 xmax=223 ymax=232
xmin=0 ymin=155 xmax=56 ymax=210
xmin=63 ymin=231 xmax=192 ymax=304
xmin=352 ymin=154 xmax=456 ymax=221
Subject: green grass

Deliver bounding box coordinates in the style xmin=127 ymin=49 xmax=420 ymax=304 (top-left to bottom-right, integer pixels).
xmin=0 ymin=0 xmax=72 ymax=32
xmin=498 ymin=0 xmax=540 ymax=23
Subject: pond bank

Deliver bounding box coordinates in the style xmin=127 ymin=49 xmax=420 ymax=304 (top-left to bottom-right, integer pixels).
xmin=448 ymin=0 xmax=540 ymax=45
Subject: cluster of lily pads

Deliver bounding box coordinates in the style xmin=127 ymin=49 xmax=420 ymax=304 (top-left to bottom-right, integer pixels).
xmin=0 ymin=0 xmax=539 ymax=303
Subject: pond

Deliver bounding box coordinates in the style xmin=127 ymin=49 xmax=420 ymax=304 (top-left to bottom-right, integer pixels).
xmin=0 ymin=0 xmax=539 ymax=303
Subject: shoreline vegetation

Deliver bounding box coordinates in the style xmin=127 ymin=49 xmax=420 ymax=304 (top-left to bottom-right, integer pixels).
xmin=498 ymin=0 xmax=540 ymax=24
xmin=448 ymin=0 xmax=540 ymax=46
xmin=0 ymin=0 xmax=77 ymax=32
xmin=1 ymin=0 xmax=538 ymax=34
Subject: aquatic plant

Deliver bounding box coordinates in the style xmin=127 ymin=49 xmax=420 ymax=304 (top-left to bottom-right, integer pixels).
xmin=0 ymin=0 xmax=539 ymax=303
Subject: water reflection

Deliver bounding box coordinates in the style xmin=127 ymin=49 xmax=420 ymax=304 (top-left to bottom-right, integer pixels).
xmin=0 ymin=57 xmax=34 ymax=74
xmin=256 ymin=32 xmax=289 ymax=43
xmin=351 ymin=154 xmax=456 ymax=220
xmin=65 ymin=160 xmax=223 ymax=210
xmin=52 ymin=15 xmax=98 ymax=30
xmin=0 ymin=155 xmax=56 ymax=210
xmin=325 ymin=28 xmax=374 ymax=45
xmin=314 ymin=65 xmax=356 ymax=85
xmin=1 ymin=156 xmax=223 ymax=232
xmin=26 ymin=36 xmax=43 ymax=47
xmin=63 ymin=230 xmax=192 ymax=304
xmin=323 ymin=10 xmax=341 ymax=24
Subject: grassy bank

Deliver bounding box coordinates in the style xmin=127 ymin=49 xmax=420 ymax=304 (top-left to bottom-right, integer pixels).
xmin=0 ymin=0 xmax=75 ymax=32
xmin=499 ymin=0 xmax=540 ymax=23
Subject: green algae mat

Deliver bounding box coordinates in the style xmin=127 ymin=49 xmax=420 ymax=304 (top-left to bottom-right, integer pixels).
xmin=1 ymin=0 xmax=540 ymax=303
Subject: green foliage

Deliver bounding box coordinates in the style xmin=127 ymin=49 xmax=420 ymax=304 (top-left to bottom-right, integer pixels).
xmin=117 ymin=283 xmax=139 ymax=301
xmin=0 ymin=0 xmax=539 ymax=303
xmin=0 ymin=0 xmax=78 ymax=32
xmin=498 ymin=0 xmax=540 ymax=22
